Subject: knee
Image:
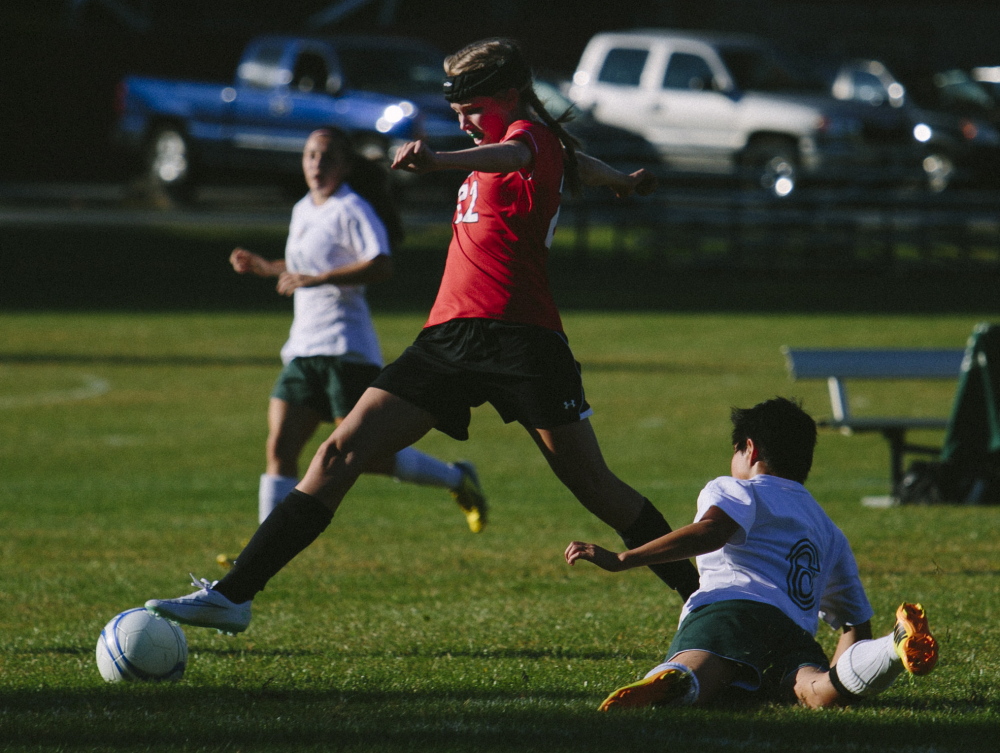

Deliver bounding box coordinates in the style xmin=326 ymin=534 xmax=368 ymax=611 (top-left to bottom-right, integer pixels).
xmin=313 ymin=435 xmax=364 ymax=477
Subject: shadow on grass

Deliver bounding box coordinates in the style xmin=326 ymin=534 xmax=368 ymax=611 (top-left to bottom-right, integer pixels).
xmin=2 ymin=686 xmax=996 ymax=753
xmin=27 ymin=644 xmax=639 ymax=662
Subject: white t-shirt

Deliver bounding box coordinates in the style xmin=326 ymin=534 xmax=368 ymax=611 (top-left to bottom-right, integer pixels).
xmin=280 ymin=184 xmax=388 ymax=366
xmin=681 ymin=474 xmax=874 ymax=635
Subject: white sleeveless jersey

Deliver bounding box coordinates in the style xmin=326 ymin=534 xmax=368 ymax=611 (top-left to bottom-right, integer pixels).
xmin=280 ymin=184 xmax=388 ymax=366
xmin=681 ymin=474 xmax=874 ymax=635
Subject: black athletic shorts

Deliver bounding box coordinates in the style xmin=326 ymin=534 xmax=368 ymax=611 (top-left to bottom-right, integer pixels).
xmin=371 ymin=318 xmax=592 ymax=440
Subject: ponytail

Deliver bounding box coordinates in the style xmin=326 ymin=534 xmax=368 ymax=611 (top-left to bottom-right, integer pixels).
xmin=521 ymin=86 xmax=582 ymax=196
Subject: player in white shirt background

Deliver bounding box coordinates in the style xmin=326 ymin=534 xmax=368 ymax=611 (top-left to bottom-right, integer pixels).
xmin=230 ymin=127 xmax=486 ymax=530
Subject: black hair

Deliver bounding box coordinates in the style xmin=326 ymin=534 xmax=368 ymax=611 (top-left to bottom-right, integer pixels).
xmin=730 ymin=397 xmax=817 ymax=483
xmin=312 ymin=127 xmax=404 ymax=250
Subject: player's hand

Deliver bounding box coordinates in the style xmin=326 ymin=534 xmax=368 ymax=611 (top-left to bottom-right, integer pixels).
xmin=391 ymin=140 xmax=439 ymax=173
xmin=276 ymin=272 xmax=316 ymax=296
xmin=230 ymin=247 xmax=265 ymax=275
xmin=613 ymin=169 xmax=658 ymax=199
xmin=565 ymin=541 xmax=627 ymax=572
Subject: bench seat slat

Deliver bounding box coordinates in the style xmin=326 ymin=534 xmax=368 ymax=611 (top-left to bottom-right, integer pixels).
xmin=783 ymin=348 xmax=964 ymax=380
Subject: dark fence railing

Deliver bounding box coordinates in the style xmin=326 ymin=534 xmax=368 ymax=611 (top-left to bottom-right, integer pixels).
xmin=557 ymin=186 xmax=1000 ymax=271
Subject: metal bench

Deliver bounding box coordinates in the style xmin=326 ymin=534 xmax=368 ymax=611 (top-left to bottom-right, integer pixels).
xmin=782 ymin=347 xmax=965 ymax=493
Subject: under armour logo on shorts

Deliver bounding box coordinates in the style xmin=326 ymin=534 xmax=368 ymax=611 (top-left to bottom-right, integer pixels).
xmin=563 ymin=400 xmax=576 ymax=410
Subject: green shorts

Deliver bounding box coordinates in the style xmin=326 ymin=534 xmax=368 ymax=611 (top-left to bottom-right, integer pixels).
xmin=271 ymin=356 xmax=382 ymax=423
xmin=667 ymin=599 xmax=829 ymax=696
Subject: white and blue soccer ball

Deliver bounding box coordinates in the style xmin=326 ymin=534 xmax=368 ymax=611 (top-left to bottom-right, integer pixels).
xmin=96 ymin=608 xmax=188 ymax=682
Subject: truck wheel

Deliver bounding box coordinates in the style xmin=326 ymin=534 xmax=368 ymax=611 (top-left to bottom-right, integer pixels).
xmin=744 ymin=140 xmax=798 ymax=198
xmin=147 ymin=126 xmax=195 ymax=201
xmin=922 ymin=151 xmax=954 ymax=193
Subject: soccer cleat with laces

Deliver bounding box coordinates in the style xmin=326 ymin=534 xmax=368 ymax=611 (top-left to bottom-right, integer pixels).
xmin=893 ymin=602 xmax=939 ymax=676
xmin=145 ymin=575 xmax=252 ymax=635
xmin=450 ymin=460 xmax=487 ymax=533
xmin=598 ymin=667 xmax=695 ymax=711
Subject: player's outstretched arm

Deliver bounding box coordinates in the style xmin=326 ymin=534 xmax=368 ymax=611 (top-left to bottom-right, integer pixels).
xmin=393 ymin=140 xmax=532 ymax=175
xmin=576 ymin=152 xmax=658 ymax=198
xmin=565 ymin=541 xmax=628 ymax=572
xmin=566 ymin=507 xmax=739 ymax=572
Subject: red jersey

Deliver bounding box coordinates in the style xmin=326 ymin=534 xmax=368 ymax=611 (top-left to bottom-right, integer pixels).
xmin=425 ymin=120 xmax=564 ymax=332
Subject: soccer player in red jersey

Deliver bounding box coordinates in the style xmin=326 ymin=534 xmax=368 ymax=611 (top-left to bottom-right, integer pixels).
xmin=147 ymin=38 xmax=698 ymax=635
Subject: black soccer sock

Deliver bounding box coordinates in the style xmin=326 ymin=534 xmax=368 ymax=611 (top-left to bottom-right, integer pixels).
xmin=618 ymin=498 xmax=700 ymax=602
xmin=213 ymin=489 xmax=334 ymax=605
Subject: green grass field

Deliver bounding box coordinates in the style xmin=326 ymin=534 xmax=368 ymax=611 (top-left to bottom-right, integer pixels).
xmin=1 ymin=310 xmax=998 ymax=752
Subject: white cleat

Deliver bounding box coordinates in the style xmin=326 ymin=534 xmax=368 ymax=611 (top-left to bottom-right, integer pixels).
xmin=145 ymin=575 xmax=252 ymax=635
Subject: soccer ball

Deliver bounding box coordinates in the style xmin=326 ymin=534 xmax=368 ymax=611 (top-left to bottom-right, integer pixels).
xmin=96 ymin=608 xmax=188 ymax=682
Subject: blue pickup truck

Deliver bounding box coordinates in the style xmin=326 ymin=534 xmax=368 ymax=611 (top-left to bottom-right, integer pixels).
xmin=115 ymin=34 xmax=467 ymax=199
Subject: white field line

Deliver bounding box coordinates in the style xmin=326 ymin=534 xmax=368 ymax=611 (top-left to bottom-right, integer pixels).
xmin=0 ymin=374 xmax=110 ymax=408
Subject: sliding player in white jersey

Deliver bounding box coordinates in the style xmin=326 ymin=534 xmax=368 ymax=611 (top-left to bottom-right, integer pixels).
xmin=566 ymin=397 xmax=938 ymax=710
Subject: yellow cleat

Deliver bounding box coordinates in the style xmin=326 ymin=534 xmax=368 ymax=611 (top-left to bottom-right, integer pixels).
xmin=893 ymin=602 xmax=939 ymax=676
xmin=598 ymin=668 xmax=694 ymax=711
xmin=450 ymin=461 xmax=487 ymax=533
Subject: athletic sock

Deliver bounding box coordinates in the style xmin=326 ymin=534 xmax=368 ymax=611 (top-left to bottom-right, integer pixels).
xmin=618 ymin=498 xmax=700 ymax=601
xmin=213 ymin=489 xmax=333 ymax=605
xmin=258 ymin=473 xmax=299 ymax=523
xmin=829 ymin=635 xmax=903 ymax=697
xmin=392 ymin=447 xmax=463 ymax=488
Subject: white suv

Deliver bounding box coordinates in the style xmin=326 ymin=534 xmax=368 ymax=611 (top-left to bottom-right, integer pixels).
xmin=568 ymin=29 xmax=917 ymax=195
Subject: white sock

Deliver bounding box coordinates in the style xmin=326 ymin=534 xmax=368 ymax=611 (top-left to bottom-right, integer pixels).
xmin=643 ymin=661 xmax=700 ymax=705
xmin=392 ymin=447 xmax=462 ymax=489
xmin=258 ymin=474 xmax=299 ymax=524
xmin=831 ymin=635 xmax=903 ymax=696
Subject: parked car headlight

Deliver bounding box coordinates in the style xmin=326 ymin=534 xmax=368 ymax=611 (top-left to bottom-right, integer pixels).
xmin=376 ymin=101 xmax=416 ymax=133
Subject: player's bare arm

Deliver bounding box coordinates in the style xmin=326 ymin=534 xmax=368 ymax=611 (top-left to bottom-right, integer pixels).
xmin=230 ymin=248 xmax=286 ymax=277
xmin=576 ymin=152 xmax=658 ymax=197
xmin=393 ymin=140 xmax=532 ymax=175
xmin=275 ymin=254 xmax=393 ymax=296
xmin=566 ymin=506 xmax=739 ymax=572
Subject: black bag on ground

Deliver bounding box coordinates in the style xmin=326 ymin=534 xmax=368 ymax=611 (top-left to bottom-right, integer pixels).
xmin=901 ymin=323 xmax=1000 ymax=504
